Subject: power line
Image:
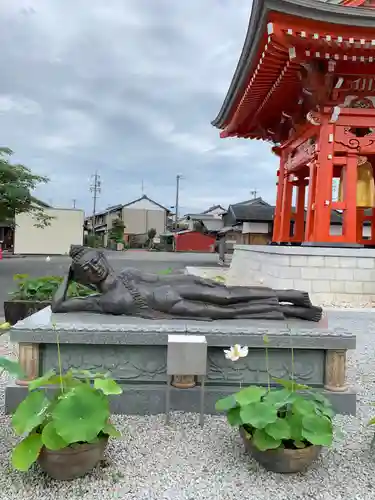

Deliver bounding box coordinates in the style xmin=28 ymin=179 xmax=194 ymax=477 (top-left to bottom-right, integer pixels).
xmin=90 ymin=171 xmax=101 ymax=222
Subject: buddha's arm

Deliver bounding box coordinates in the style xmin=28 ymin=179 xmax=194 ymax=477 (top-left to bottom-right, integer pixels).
xmin=51 ymin=266 xmax=102 ymax=313
xmin=51 ymin=295 xmax=103 ymax=313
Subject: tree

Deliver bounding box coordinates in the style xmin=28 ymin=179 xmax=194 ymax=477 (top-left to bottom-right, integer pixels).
xmin=108 ymin=218 xmax=125 ymax=243
xmin=0 ymin=147 xmax=52 ymax=227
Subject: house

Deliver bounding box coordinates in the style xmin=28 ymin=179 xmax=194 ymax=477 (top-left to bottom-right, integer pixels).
xmin=221 ymin=198 xmax=274 ymax=246
xmin=14 ymin=207 xmax=84 ymax=255
xmin=86 ymin=195 xmax=169 ymax=247
xmin=202 ymin=204 xmax=226 ymax=216
xmin=122 ymin=195 xmax=169 ymax=240
xmin=85 ymin=204 xmax=123 ymax=245
xmin=220 ymin=197 xmax=355 ymax=247
xmin=180 ymin=204 xmax=226 ymax=234
xmin=0 ymin=197 xmax=52 ymax=252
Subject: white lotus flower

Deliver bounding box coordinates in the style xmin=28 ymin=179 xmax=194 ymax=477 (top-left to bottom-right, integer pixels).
xmin=224 ymin=344 xmax=249 ymax=362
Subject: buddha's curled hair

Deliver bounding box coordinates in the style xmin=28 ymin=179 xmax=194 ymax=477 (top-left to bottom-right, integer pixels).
xmin=69 ymin=244 xmax=87 ymax=262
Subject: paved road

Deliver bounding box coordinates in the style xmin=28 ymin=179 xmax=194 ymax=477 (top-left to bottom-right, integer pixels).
xmin=0 ymin=251 xmax=220 ymax=316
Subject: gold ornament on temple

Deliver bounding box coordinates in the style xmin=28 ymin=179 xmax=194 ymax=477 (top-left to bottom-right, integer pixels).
xmin=338 ymin=155 xmax=375 ymax=208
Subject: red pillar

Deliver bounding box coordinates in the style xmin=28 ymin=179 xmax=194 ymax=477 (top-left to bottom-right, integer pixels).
xmin=293 ymin=180 xmax=306 ymax=242
xmin=305 ymin=162 xmax=317 ymax=242
xmin=273 ymin=154 xmax=286 ymax=242
xmin=279 ymin=174 xmax=293 ymax=242
xmin=311 ymin=122 xmax=334 ymax=242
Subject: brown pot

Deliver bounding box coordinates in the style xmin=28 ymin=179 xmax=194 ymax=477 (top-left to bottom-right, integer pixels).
xmin=239 ymin=427 xmax=322 ymax=474
xmin=4 ymin=300 xmax=50 ymax=325
xmin=38 ymin=436 xmax=108 ymax=480
xmin=172 ymin=375 xmax=196 ymax=389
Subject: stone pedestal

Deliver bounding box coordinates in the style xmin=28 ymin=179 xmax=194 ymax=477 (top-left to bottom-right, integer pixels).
xmin=226 ymin=244 xmax=375 ymax=306
xmin=5 ymin=311 xmax=356 ymax=415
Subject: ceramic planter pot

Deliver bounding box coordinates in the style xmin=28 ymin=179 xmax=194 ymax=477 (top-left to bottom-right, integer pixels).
xmin=239 ymin=427 xmax=322 ymax=474
xmin=38 ymin=436 xmax=108 ymax=480
xmin=4 ymin=300 xmax=50 ymax=325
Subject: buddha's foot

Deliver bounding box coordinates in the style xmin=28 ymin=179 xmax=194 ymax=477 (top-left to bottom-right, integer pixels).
xmin=279 ymin=304 xmax=323 ymax=322
xmin=275 ymin=290 xmax=313 ymax=308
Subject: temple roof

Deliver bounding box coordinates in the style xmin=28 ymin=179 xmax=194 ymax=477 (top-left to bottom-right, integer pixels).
xmin=212 ymin=0 xmax=375 ymax=138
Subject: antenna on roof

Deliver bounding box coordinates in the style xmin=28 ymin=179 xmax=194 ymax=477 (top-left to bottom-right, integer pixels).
xmin=141 ymin=179 xmax=144 ymax=195
xmin=250 ymin=189 xmax=258 ymax=199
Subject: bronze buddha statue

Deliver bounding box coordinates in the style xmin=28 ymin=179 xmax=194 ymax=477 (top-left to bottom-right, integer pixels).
xmin=51 ymin=245 xmax=323 ymax=322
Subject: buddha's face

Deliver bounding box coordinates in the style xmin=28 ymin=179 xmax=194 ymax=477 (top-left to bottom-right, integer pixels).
xmin=69 ymin=245 xmax=110 ymax=285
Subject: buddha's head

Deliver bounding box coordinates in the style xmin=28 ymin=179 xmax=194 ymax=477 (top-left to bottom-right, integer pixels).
xmin=69 ymin=245 xmax=111 ymax=285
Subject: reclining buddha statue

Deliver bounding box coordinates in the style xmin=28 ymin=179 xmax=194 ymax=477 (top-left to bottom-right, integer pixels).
xmin=51 ymin=245 xmax=323 ymax=322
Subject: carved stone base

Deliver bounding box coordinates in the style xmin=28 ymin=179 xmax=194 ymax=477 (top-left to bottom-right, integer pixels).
xmin=172 ymin=375 xmax=196 ymax=389
xmin=6 ymin=310 xmax=357 ymax=415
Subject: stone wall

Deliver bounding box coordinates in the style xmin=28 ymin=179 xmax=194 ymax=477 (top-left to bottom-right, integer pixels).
xmin=227 ymin=245 xmax=375 ymax=306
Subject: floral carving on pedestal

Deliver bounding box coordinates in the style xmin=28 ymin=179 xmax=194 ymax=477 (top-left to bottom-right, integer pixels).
xmin=206 ymin=348 xmax=322 ymax=386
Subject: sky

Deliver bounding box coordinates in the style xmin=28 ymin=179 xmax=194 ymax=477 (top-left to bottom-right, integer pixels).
xmin=0 ymin=0 xmax=278 ymax=216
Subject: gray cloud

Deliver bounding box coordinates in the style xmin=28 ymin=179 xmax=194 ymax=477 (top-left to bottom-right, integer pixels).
xmin=0 ymin=0 xmax=278 ymax=214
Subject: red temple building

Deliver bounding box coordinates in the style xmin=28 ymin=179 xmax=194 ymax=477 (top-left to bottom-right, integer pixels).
xmin=212 ymin=0 xmax=375 ymax=246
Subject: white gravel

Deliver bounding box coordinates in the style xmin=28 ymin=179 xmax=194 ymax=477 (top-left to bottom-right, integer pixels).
xmin=1 ymin=312 xmax=375 ymax=500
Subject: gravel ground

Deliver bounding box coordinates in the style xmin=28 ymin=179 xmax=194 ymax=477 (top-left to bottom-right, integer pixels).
xmin=1 ymin=311 xmax=375 ymax=499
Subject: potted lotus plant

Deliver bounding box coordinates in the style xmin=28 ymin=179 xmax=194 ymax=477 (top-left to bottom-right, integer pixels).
xmin=216 ymin=341 xmax=334 ymax=473
xmin=11 ymin=368 xmax=122 ymax=480
xmin=4 ymin=274 xmax=94 ymax=325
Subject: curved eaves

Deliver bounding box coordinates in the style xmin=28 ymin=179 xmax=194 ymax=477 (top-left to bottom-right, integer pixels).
xmin=211 ymin=0 xmax=375 ymax=131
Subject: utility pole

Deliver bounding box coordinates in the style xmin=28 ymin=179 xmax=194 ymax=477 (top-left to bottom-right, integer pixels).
xmin=72 ymin=199 xmax=77 ymax=208
xmin=90 ymin=171 xmax=101 ymax=231
xmin=250 ymin=189 xmax=258 ymax=199
xmin=174 ymin=174 xmax=182 ymax=232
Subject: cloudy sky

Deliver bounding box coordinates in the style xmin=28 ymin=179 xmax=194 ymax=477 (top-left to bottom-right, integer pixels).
xmin=0 ymin=0 xmax=278 ymax=215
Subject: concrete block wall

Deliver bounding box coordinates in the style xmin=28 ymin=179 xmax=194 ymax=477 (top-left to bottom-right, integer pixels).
xmin=227 ymin=245 xmax=375 ymax=306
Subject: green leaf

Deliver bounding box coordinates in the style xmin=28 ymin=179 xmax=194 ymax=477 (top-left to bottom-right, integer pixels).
xmin=292 ymin=397 xmax=318 ymax=416
xmin=0 ymin=357 xmax=25 ymax=378
xmin=265 ymin=417 xmax=291 ymax=440
xmin=234 ymin=386 xmax=267 ymax=406
xmin=263 ymin=389 xmax=293 ymax=409
xmin=41 ymin=422 xmax=68 ymax=450
xmin=12 ymin=391 xmax=50 ymax=436
xmin=286 ymin=413 xmax=303 ymax=442
xmin=215 ymin=395 xmax=236 ymax=412
xmin=252 ymin=428 xmax=281 ymax=451
xmin=11 ymin=432 xmax=43 ymax=471
xmin=240 ymin=402 xmax=278 ymax=429
xmin=368 ymin=417 xmax=375 ymax=426
xmin=103 ymin=422 xmax=121 ymax=438
xmin=272 ymin=378 xmax=310 ymax=391
xmin=28 ymin=369 xmax=56 ymax=391
xmin=294 ymin=440 xmax=306 ymax=448
xmin=226 ymin=407 xmax=242 ymax=427
xmin=52 ymin=385 xmax=110 ymax=444
xmin=310 ymin=391 xmax=331 ymax=406
xmin=301 ymin=415 xmax=333 ymax=446
xmin=94 ymin=378 xmax=123 ymax=395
